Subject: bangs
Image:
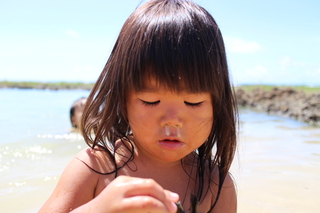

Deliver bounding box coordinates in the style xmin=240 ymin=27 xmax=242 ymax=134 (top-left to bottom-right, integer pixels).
xmin=114 ymin=0 xmax=225 ymax=94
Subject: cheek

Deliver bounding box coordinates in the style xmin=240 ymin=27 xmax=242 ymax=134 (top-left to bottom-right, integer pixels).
xmin=206 ymin=118 xmax=214 ymax=138
xmin=198 ymin=117 xmax=213 ymax=137
xmin=189 ymin=111 xmax=213 ymax=140
xmin=129 ymin=117 xmax=156 ymax=144
xmin=127 ymin=107 xmax=153 ymax=133
xmin=204 ymin=106 xmax=214 ymax=134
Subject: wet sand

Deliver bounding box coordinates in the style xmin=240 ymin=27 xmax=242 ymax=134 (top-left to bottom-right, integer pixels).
xmin=231 ymin=109 xmax=320 ymax=213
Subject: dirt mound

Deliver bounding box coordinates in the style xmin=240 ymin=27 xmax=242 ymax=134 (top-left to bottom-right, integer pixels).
xmin=235 ymin=87 xmax=320 ymax=125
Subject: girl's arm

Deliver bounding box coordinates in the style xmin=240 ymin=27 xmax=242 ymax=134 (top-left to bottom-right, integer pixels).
xmin=39 ymin=148 xmax=179 ymax=213
xmin=71 ymin=176 xmax=179 ymax=213
xmin=38 ymin=149 xmax=99 ymax=212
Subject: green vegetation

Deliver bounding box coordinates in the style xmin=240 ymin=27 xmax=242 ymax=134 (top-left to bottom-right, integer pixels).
xmin=1 ymin=81 xmax=320 ymax=94
xmin=0 ymin=81 xmax=94 ymax=90
xmin=236 ymin=85 xmax=320 ymax=94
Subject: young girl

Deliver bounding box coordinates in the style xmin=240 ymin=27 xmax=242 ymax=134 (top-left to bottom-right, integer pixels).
xmin=40 ymin=0 xmax=238 ymax=212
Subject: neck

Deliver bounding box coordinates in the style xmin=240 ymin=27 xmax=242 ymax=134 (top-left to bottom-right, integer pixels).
xmin=115 ymin=137 xmax=198 ymax=186
xmin=133 ymin=149 xmax=197 ymax=182
xmin=135 ymin=148 xmax=183 ymax=171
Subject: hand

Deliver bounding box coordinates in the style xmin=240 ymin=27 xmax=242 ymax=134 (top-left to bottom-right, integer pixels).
xmin=80 ymin=176 xmax=180 ymax=213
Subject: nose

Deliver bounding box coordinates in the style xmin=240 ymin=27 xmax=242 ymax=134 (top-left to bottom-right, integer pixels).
xmin=160 ymin=106 xmax=183 ymax=128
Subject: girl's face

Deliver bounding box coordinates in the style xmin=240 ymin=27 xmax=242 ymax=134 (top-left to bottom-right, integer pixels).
xmin=127 ymin=79 xmax=213 ymax=163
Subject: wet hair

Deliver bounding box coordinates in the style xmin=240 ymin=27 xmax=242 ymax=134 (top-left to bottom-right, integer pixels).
xmin=70 ymin=97 xmax=87 ymax=128
xmin=81 ymin=0 xmax=237 ymax=211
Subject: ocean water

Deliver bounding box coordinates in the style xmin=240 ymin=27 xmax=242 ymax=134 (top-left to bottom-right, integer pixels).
xmin=0 ymin=89 xmax=90 ymax=212
xmin=0 ymin=89 xmax=319 ymax=212
xmin=233 ymin=108 xmax=320 ymax=212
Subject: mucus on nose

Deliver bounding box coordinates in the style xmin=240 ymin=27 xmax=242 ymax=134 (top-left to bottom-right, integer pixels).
xmin=164 ymin=125 xmax=181 ymax=137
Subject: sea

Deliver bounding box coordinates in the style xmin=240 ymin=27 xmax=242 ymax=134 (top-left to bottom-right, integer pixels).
xmin=0 ymin=88 xmax=319 ymax=213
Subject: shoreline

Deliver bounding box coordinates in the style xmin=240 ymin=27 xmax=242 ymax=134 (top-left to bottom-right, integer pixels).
xmin=235 ymin=86 xmax=320 ymax=126
xmin=0 ymin=81 xmax=94 ymax=90
xmin=1 ymin=81 xmax=319 ymax=125
xmin=1 ymin=81 xmax=320 ymax=91
xmin=1 ymin=81 xmax=320 ymax=92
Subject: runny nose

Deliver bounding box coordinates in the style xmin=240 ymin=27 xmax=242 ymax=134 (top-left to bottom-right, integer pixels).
xmin=164 ymin=124 xmax=181 ymax=137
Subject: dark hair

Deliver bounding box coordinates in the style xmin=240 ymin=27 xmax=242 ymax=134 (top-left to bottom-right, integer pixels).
xmin=70 ymin=97 xmax=87 ymax=128
xmin=81 ymin=0 xmax=237 ymax=211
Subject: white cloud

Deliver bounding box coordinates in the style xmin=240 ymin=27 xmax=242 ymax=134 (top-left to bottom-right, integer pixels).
xmin=224 ymin=37 xmax=261 ymax=54
xmin=66 ymin=30 xmax=80 ymax=38
xmin=245 ymin=65 xmax=268 ymax=77
xmin=232 ymin=64 xmax=269 ymax=85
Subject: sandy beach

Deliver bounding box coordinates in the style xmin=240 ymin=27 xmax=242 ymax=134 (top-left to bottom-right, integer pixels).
xmin=232 ymin=138 xmax=320 ymax=212
xmin=231 ymin=109 xmax=320 ymax=213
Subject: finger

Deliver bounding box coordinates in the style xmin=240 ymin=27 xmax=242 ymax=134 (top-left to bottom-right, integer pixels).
xmin=164 ymin=190 xmax=180 ymax=203
xmin=124 ymin=180 xmax=178 ymax=213
xmin=121 ymin=196 xmax=169 ymax=213
xmin=164 ymin=190 xmax=179 ymax=213
xmin=114 ymin=177 xmax=178 ymax=213
xmin=118 ymin=178 xmax=166 ymax=200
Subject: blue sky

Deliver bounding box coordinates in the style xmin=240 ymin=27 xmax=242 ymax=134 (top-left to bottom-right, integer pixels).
xmin=1 ymin=0 xmax=319 ymax=85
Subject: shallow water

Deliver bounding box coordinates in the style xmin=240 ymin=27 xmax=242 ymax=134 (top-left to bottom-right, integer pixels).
xmin=0 ymin=89 xmax=89 ymax=212
xmin=0 ymin=89 xmax=319 ymax=212
xmin=232 ymin=108 xmax=320 ymax=213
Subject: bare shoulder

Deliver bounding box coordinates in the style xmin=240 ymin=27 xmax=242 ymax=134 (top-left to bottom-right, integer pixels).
xmin=210 ymin=168 xmax=237 ymax=213
xmin=39 ymin=147 xmax=110 ymax=212
xmin=76 ymin=146 xmax=117 ymax=173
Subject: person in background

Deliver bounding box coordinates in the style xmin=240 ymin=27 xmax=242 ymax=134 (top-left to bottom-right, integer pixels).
xmin=69 ymin=97 xmax=87 ymax=130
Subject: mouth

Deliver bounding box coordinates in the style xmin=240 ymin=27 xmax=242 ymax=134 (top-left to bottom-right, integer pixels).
xmin=158 ymin=139 xmax=184 ymax=150
xmin=163 ymin=139 xmax=180 ymax=142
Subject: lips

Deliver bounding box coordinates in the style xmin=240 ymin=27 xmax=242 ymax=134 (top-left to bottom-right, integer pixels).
xmin=163 ymin=139 xmax=180 ymax=142
xmin=158 ymin=139 xmax=184 ymax=150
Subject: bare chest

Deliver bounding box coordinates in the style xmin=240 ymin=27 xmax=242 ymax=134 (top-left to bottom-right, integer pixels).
xmin=94 ymin=166 xmax=213 ymax=212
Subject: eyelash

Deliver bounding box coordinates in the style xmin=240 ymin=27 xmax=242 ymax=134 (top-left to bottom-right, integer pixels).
xmin=141 ymin=100 xmax=203 ymax=108
xmin=141 ymin=100 xmax=160 ymax=106
xmin=184 ymin=101 xmax=203 ymax=108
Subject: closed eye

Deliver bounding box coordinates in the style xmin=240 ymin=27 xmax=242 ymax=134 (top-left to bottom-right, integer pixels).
xmin=184 ymin=101 xmax=203 ymax=107
xmin=140 ymin=100 xmax=160 ymax=106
